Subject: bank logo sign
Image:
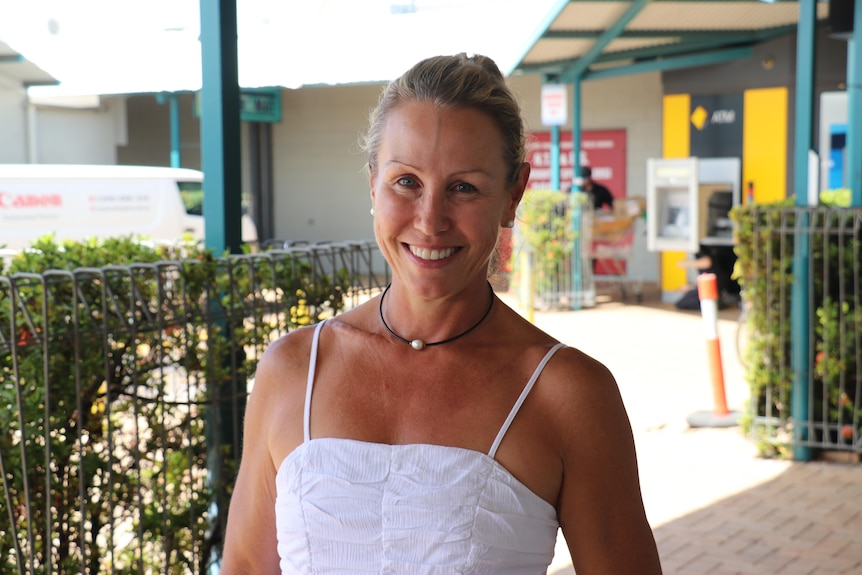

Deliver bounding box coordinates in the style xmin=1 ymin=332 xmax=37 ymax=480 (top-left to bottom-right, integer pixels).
xmin=691 ymin=106 xmax=709 ymax=130
xmin=690 ymin=94 xmax=744 ymax=158
xmin=691 ymin=105 xmax=738 ymax=131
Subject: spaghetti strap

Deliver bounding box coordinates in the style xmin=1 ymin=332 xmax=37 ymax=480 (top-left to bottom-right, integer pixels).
xmin=303 ymin=320 xmax=327 ymax=443
xmin=488 ymin=342 xmax=567 ymax=459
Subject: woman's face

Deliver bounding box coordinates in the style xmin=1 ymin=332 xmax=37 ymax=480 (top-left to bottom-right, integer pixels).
xmin=369 ymin=101 xmax=527 ymax=300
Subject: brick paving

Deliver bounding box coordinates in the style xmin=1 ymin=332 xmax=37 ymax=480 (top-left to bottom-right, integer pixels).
xmin=498 ymin=290 xmax=862 ymax=575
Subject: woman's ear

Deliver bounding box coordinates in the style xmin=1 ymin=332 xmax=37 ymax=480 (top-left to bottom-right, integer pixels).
xmin=506 ymin=162 xmax=530 ymax=216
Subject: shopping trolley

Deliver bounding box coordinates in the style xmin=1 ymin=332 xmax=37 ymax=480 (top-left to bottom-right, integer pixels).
xmin=586 ymin=200 xmax=643 ymax=302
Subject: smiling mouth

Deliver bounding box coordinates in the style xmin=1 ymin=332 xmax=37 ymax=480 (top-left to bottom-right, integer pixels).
xmin=408 ymin=245 xmax=458 ymax=261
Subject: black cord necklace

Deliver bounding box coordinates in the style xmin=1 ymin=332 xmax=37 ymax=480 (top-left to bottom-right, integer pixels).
xmin=378 ymin=282 xmax=495 ymax=350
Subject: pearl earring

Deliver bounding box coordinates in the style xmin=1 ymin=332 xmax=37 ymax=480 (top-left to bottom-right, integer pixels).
xmin=370 ymin=207 xmax=375 ymax=216
xmin=502 ymin=220 xmax=515 ymax=228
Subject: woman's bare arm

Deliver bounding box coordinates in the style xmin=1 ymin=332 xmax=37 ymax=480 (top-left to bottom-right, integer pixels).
xmin=221 ymin=334 xmax=308 ymax=574
xmin=551 ymin=349 xmax=662 ymax=574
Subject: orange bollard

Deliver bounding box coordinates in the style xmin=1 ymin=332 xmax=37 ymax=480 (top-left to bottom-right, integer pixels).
xmin=687 ymin=273 xmax=739 ymax=428
xmin=697 ymin=273 xmax=729 ymax=416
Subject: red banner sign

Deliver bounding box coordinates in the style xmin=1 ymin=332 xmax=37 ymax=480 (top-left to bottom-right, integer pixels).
xmin=526 ymin=129 xmax=627 ymax=199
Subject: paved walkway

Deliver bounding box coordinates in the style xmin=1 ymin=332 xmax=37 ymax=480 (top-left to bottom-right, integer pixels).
xmin=499 ymin=290 xmax=862 ymax=575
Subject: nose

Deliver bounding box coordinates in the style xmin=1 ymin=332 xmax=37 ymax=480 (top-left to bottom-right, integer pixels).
xmin=414 ymin=189 xmax=450 ymax=236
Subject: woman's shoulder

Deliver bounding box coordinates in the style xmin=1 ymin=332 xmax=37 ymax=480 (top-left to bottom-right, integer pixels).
xmin=258 ymin=323 xmax=318 ymax=369
xmin=250 ymin=323 xmax=324 ymax=407
xmin=494 ymin=307 xmax=614 ymax=395
xmin=253 ymin=304 xmax=377 ymax=389
xmin=497 ymin=303 xmax=611 ymax=379
xmin=547 ymin=343 xmax=614 ymax=381
xmin=529 ymin=341 xmax=621 ymax=421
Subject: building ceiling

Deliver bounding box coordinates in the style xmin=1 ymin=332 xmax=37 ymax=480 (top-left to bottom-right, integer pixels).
xmin=512 ymin=0 xmax=832 ymax=81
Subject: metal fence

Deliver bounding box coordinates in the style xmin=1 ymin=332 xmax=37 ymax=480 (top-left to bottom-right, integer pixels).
xmin=0 ymin=240 xmax=388 ymax=574
xmin=737 ymin=207 xmax=862 ymax=456
xmin=509 ymin=190 xmax=645 ymax=311
xmin=510 ymin=191 xmax=596 ymax=310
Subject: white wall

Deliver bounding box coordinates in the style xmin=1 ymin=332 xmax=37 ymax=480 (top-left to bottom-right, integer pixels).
xmin=33 ymin=97 xmax=126 ymax=164
xmin=118 ymin=93 xmax=200 ymax=168
xmin=271 ymin=83 xmax=381 ymax=244
xmin=0 ymin=75 xmax=28 ymax=163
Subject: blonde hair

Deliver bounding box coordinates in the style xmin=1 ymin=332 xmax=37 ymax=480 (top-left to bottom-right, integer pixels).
xmin=361 ymin=53 xmax=526 ymax=187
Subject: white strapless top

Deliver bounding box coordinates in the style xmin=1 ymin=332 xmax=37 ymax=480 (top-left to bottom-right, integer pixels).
xmin=275 ymin=320 xmax=566 ymax=574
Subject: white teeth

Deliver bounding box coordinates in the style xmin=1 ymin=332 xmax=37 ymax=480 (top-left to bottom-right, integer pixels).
xmin=410 ymin=246 xmax=455 ymax=261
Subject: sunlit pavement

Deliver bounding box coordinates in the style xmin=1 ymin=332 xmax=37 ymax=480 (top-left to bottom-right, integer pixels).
xmin=499 ymin=290 xmax=862 ymax=575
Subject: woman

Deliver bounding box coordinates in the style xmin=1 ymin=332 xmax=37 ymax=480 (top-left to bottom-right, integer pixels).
xmin=222 ymin=53 xmax=661 ymax=574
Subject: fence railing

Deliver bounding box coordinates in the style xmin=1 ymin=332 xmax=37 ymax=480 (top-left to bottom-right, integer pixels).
xmin=510 ymin=191 xmax=596 ymax=310
xmin=0 ymin=240 xmax=388 ymax=574
xmin=735 ymin=206 xmax=862 ymax=456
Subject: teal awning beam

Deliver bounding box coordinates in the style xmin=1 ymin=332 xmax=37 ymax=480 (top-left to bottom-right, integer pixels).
xmin=542 ymin=28 xmax=792 ymax=42
xmin=562 ymin=0 xmax=650 ymax=78
xmin=507 ymin=0 xmax=571 ymax=75
xmin=597 ymin=40 xmax=752 ymax=64
xmin=519 ymin=38 xmax=761 ymax=76
xmin=580 ymin=46 xmax=753 ymax=81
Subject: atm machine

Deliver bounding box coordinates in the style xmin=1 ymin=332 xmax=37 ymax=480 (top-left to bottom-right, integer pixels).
xmin=646 ymin=157 xmax=742 ymax=304
xmin=819 ymin=91 xmax=847 ymax=193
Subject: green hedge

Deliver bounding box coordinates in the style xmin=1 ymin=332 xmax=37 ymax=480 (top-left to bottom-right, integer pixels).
xmin=1 ymin=235 xmax=344 ymax=573
xmin=731 ymin=201 xmax=862 ymax=458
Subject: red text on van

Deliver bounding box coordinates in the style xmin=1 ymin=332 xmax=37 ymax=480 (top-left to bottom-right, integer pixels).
xmin=0 ymin=193 xmax=64 ymax=208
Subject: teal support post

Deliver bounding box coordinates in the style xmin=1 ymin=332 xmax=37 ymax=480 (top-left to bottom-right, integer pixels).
xmin=169 ymin=95 xmax=180 ymax=168
xmin=550 ymin=124 xmax=560 ymax=191
xmin=199 ymin=1 xmax=244 ymax=571
xmin=570 ymin=76 xmax=583 ymax=311
xmin=555 ymin=0 xmax=649 ymax=313
xmin=847 ymin=0 xmax=862 ymax=206
xmin=571 ymin=77 xmax=582 ymax=188
xmin=200 ymin=0 xmax=243 ymax=256
xmin=155 ymin=92 xmax=182 ymax=168
xmin=571 ymin=193 xmax=584 ymax=309
xmin=790 ymin=0 xmax=816 ymax=462
xmin=542 ymin=74 xmax=563 ymax=191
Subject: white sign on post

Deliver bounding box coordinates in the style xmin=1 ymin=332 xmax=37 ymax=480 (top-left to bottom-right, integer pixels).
xmin=541 ymin=84 xmax=567 ymax=126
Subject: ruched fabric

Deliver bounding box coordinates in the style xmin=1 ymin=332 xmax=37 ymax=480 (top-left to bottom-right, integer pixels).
xmin=276 ymin=321 xmax=565 ymax=574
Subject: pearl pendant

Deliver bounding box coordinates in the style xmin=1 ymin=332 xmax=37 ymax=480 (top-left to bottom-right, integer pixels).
xmin=410 ymin=339 xmax=426 ymax=351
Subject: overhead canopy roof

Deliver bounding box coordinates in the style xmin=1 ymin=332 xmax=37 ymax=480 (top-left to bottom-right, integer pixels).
xmin=0 ymin=39 xmax=57 ymax=87
xmin=3 ymin=0 xmax=561 ymax=98
xmin=512 ymin=0 xmax=832 ymax=81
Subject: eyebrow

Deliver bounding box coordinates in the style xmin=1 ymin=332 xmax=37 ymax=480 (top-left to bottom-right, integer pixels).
xmin=383 ymin=159 xmax=493 ymax=179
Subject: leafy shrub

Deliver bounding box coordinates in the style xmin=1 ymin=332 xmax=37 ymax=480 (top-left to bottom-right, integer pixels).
xmin=508 ymin=190 xmax=588 ymax=305
xmin=0 ymin=235 xmax=344 ymax=573
xmin=731 ymin=203 xmax=862 ymax=458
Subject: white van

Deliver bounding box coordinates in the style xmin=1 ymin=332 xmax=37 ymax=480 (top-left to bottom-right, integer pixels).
xmin=0 ymin=164 xmax=257 ymax=253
